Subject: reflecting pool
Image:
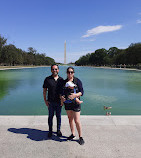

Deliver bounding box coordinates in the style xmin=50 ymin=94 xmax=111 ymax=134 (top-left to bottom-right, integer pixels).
xmin=0 ymin=66 xmax=141 ymax=115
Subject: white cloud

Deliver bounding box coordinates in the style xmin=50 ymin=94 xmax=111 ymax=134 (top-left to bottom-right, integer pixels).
xmin=80 ymin=38 xmax=96 ymax=42
xmin=137 ymin=19 xmax=141 ymax=24
xmin=82 ymin=25 xmax=123 ymax=38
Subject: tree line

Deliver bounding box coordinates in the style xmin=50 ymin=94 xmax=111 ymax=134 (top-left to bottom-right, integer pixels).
xmin=75 ymin=43 xmax=141 ymax=69
xmin=0 ymin=35 xmax=55 ymax=66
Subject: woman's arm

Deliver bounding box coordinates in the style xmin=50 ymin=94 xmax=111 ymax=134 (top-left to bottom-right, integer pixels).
xmin=68 ymin=78 xmax=84 ymax=100
xmin=68 ymin=92 xmax=82 ymax=100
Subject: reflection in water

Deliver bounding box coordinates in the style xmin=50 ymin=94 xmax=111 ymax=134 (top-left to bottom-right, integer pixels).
xmin=0 ymin=69 xmax=43 ymax=100
xmin=0 ymin=67 xmax=141 ymax=115
xmin=87 ymin=92 xmax=117 ymax=103
xmin=126 ymin=72 xmax=141 ymax=93
xmin=0 ymin=71 xmax=19 ymax=99
xmin=0 ymin=70 xmax=26 ymax=99
xmin=0 ymin=79 xmax=9 ymax=99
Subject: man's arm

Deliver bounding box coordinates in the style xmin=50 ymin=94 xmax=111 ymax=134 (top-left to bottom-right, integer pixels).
xmin=43 ymin=88 xmax=49 ymax=107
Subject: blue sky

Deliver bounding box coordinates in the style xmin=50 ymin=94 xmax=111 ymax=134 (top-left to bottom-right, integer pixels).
xmin=0 ymin=0 xmax=141 ymax=63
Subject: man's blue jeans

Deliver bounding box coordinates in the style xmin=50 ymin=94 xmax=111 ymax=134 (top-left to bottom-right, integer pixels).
xmin=48 ymin=102 xmax=62 ymax=132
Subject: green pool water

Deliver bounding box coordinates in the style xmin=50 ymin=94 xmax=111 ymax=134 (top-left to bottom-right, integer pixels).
xmin=0 ymin=66 xmax=141 ymax=115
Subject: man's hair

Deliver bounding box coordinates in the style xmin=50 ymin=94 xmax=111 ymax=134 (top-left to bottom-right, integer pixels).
xmin=51 ymin=64 xmax=59 ymax=70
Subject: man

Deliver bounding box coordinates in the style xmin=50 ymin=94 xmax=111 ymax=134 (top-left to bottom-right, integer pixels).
xmin=43 ymin=64 xmax=64 ymax=138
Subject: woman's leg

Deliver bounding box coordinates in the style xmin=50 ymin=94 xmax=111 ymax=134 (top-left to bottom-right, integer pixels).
xmin=73 ymin=111 xmax=82 ymax=137
xmin=66 ymin=110 xmax=75 ymax=135
xmin=73 ymin=111 xmax=85 ymax=145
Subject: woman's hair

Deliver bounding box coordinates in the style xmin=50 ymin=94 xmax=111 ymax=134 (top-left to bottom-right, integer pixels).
xmin=67 ymin=66 xmax=75 ymax=73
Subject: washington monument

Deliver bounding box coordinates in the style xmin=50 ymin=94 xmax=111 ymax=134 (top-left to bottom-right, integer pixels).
xmin=64 ymin=40 xmax=66 ymax=64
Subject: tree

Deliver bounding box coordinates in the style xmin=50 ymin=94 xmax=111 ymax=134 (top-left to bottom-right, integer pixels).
xmin=114 ymin=49 xmax=126 ymax=65
xmin=125 ymin=43 xmax=141 ymax=65
xmin=107 ymin=47 xmax=121 ymax=64
xmin=75 ymin=53 xmax=91 ymax=66
xmin=1 ymin=44 xmax=20 ymax=66
xmin=26 ymin=47 xmax=37 ymax=65
xmin=75 ymin=42 xmax=141 ymax=68
xmin=45 ymin=56 xmax=55 ymax=65
xmin=89 ymin=49 xmax=107 ymax=66
xmin=108 ymin=47 xmax=119 ymax=58
xmin=0 ymin=35 xmax=7 ymax=63
xmin=89 ymin=52 xmax=96 ymax=65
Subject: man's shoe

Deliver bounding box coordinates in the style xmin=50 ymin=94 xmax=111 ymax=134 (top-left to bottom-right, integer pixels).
xmin=57 ymin=130 xmax=62 ymax=137
xmin=67 ymin=134 xmax=76 ymax=141
xmin=79 ymin=137 xmax=85 ymax=145
xmin=48 ymin=131 xmax=52 ymax=138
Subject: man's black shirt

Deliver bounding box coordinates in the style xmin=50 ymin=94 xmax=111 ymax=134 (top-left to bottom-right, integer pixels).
xmin=43 ymin=75 xmax=64 ymax=103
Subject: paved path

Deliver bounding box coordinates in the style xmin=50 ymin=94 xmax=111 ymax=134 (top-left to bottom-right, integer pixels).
xmin=0 ymin=115 xmax=141 ymax=158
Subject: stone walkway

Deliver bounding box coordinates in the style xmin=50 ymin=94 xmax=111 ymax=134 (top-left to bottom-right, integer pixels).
xmin=0 ymin=115 xmax=141 ymax=158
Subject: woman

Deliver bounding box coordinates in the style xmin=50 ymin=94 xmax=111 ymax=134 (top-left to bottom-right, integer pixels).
xmin=61 ymin=67 xmax=85 ymax=145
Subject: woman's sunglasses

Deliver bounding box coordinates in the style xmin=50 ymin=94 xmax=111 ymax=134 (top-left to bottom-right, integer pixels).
xmin=67 ymin=71 xmax=74 ymax=74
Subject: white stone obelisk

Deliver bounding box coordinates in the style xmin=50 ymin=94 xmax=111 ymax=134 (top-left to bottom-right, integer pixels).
xmin=64 ymin=40 xmax=66 ymax=64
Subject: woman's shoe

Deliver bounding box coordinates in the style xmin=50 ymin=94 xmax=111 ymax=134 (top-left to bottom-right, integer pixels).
xmin=79 ymin=137 xmax=85 ymax=145
xmin=67 ymin=134 xmax=76 ymax=141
